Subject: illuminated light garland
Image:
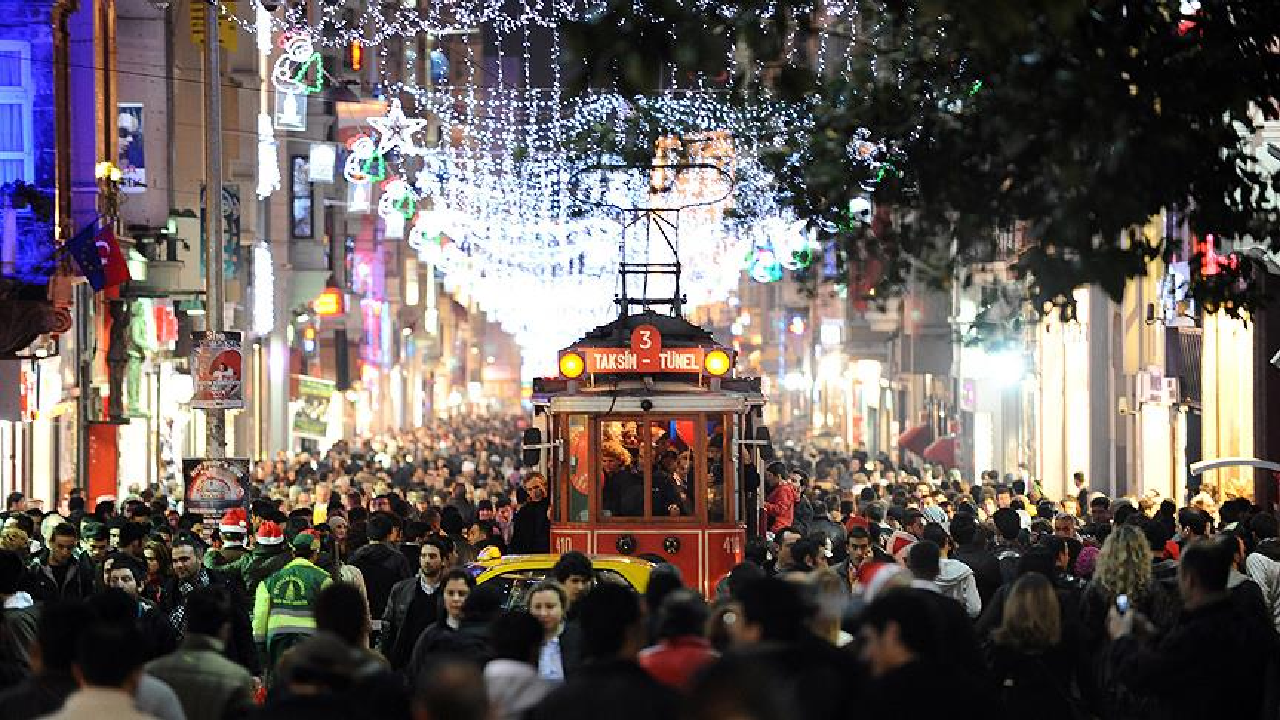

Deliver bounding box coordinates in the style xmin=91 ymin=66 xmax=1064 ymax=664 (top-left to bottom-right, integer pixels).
xmin=215 ymin=0 xmax=969 ymax=374
xmin=251 ymin=242 xmax=275 ymax=336
xmin=256 ymin=113 xmax=280 ymax=199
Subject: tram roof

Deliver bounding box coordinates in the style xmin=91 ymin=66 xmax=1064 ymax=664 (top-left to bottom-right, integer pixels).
xmin=568 ymin=310 xmax=717 ymax=350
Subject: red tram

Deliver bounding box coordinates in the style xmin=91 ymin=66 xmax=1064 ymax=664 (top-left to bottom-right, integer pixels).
xmin=521 ymin=308 xmax=770 ymax=597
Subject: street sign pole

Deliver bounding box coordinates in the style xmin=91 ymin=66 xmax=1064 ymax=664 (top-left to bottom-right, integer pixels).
xmin=203 ymin=0 xmax=226 ymax=458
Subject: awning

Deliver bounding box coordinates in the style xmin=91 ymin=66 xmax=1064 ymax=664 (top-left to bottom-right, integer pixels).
xmin=922 ymin=435 xmax=958 ymax=468
xmin=897 ymin=424 xmax=935 ymax=456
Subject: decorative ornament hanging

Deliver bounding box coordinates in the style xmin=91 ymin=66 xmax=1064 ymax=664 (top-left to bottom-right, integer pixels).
xmin=408 ymin=210 xmax=445 ymax=263
xmin=746 ymin=241 xmax=784 ymax=284
xmin=343 ymin=135 xmax=385 ymax=183
xmin=367 ymin=99 xmax=428 ymax=157
xmin=378 ymin=177 xmax=417 ymax=220
xmin=272 ymin=35 xmax=324 ymax=95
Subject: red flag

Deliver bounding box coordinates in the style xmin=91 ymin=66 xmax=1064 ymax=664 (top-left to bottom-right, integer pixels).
xmin=95 ymin=227 xmax=131 ymax=289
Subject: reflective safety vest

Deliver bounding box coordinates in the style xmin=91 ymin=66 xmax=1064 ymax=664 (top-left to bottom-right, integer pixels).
xmin=252 ymin=558 xmax=332 ymax=644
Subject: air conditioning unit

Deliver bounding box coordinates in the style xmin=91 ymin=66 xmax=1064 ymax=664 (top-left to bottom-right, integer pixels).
xmin=1162 ymin=376 xmax=1180 ymax=405
xmin=1135 ymin=367 xmax=1167 ymax=406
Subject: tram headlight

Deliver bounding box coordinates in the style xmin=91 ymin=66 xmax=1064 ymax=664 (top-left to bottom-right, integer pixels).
xmin=559 ymin=352 xmax=585 ymax=379
xmin=704 ymin=349 xmax=731 ymax=377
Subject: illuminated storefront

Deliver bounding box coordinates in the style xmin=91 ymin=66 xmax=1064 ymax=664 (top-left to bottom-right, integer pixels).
xmin=1200 ymin=311 xmax=1254 ymax=501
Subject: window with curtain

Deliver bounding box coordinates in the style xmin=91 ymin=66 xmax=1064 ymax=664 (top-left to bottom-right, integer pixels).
xmin=0 ymin=43 xmax=31 ymax=185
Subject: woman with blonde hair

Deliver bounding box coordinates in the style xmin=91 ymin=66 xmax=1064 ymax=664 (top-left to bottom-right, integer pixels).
xmin=0 ymin=528 xmax=30 ymax=562
xmin=1081 ymin=523 xmax=1178 ymax=648
xmin=986 ymin=573 xmax=1083 ymax=719
xmin=1080 ymin=522 xmax=1178 ymax=717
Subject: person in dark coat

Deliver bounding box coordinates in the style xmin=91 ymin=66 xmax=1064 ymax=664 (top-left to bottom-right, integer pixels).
xmin=0 ymin=601 xmax=93 ymax=719
xmin=949 ymin=513 xmax=1002 ymax=607
xmin=0 ymin=549 xmax=37 ymax=689
xmin=349 ymin=512 xmax=413 ymax=626
xmin=166 ymin=537 xmax=260 ymax=675
xmin=1104 ymin=536 xmax=1280 ymax=720
xmin=510 ymin=474 xmax=551 ymax=554
xmin=407 ymin=571 xmax=501 ymax=681
xmin=530 ymin=584 xmax=678 ymax=720
xmin=856 ymin=587 xmax=988 ymax=720
xmin=380 ymin=537 xmax=449 ymax=671
xmin=984 ymin=574 xmax=1084 ymax=720
xmin=24 ymin=523 xmax=95 ymax=605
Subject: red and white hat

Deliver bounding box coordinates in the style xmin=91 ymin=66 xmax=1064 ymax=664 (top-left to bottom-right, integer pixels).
xmin=887 ymin=530 xmax=917 ymax=562
xmin=255 ymin=520 xmax=284 ymax=546
xmin=857 ymin=562 xmax=909 ymax=601
xmin=220 ymin=507 xmax=248 ymax=534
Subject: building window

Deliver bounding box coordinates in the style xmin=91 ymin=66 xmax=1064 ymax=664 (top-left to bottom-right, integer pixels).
xmin=290 ymin=154 xmax=312 ymax=238
xmin=0 ymin=43 xmax=32 ymax=186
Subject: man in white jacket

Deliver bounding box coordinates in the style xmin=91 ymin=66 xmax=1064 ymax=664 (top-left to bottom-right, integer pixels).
xmin=1245 ymin=547 xmax=1280 ymax=634
xmin=910 ymin=532 xmax=983 ymax=618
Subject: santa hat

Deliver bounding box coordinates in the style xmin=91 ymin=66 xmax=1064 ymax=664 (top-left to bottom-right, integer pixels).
xmin=220 ymin=507 xmax=248 ymax=534
xmin=857 ymin=562 xmax=909 ymax=601
xmin=887 ymin=530 xmax=917 ymax=562
xmin=256 ymin=520 xmax=285 ymax=546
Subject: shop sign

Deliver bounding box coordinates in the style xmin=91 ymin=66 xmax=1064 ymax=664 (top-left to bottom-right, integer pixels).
xmin=191 ymin=331 xmax=244 ymax=409
xmin=182 ymin=457 xmax=250 ymax=523
xmin=580 ymin=346 xmax=705 ymax=374
xmin=292 ymin=375 xmax=335 ymax=439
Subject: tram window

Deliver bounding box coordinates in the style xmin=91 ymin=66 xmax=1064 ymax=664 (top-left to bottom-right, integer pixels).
xmin=567 ymin=415 xmax=589 ymax=523
xmin=649 ymin=420 xmax=692 ymax=517
xmin=707 ymin=417 xmax=728 ymax=523
xmin=600 ymin=420 xmax=644 ymax=517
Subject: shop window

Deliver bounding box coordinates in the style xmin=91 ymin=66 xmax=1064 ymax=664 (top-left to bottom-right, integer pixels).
xmin=290 ymin=154 xmax=313 ymax=238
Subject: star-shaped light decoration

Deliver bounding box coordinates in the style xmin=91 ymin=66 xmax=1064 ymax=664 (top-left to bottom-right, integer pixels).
xmin=368 ymin=99 xmax=428 ymax=157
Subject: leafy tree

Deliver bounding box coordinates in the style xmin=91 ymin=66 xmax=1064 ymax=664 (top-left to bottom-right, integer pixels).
xmin=565 ymin=0 xmax=1280 ymax=320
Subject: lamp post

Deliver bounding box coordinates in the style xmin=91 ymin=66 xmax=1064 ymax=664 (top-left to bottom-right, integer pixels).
xmin=204 ymin=0 xmax=226 ymax=458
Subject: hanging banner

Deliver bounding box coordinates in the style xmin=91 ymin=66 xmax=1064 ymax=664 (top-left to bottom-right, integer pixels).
xmin=189 ymin=0 xmax=239 ymax=50
xmin=292 ymin=374 xmax=335 ymax=438
xmin=183 ymin=457 xmax=250 ymax=521
xmin=191 ymin=330 xmax=243 ymax=409
xmin=117 ymin=103 xmax=146 ymax=193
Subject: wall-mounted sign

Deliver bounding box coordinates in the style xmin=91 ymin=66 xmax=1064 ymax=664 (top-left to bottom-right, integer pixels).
xmin=191 ymin=331 xmax=243 ymax=409
xmin=117 ymin=103 xmax=146 ymax=194
xmin=183 ymin=457 xmax=250 ymax=520
xmin=292 ymin=375 xmax=335 ymax=439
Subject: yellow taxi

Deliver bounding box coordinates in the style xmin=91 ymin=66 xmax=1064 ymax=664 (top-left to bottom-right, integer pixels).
xmin=467 ymin=551 xmax=655 ymax=609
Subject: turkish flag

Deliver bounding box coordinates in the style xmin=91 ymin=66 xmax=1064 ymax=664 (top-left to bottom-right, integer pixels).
xmin=95 ymin=227 xmax=131 ymax=289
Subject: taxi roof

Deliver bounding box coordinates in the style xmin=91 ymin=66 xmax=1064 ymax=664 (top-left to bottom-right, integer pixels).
xmin=470 ymin=553 xmax=656 ymax=571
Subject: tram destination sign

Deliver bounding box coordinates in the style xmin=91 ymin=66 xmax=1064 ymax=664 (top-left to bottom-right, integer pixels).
xmin=581 ymin=346 xmax=706 ymax=374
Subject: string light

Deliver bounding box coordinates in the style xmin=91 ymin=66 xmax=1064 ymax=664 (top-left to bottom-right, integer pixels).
xmin=256 ymin=113 xmax=280 ymax=199
xmin=218 ymin=0 xmax=968 ymax=374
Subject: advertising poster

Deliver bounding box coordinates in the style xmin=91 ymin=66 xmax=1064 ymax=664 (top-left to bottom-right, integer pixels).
xmin=292 ymin=374 xmax=335 ymax=439
xmin=191 ymin=331 xmax=243 ymax=409
xmin=117 ymin=103 xmax=146 ymax=193
xmin=183 ymin=457 xmax=250 ymax=523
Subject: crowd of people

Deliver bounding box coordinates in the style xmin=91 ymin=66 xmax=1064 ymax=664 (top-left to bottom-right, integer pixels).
xmin=0 ymin=414 xmax=1274 ymax=720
